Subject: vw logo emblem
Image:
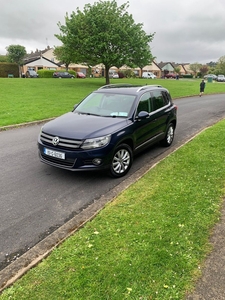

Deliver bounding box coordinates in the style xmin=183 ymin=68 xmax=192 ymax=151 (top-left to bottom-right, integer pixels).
xmin=52 ymin=136 xmax=60 ymax=146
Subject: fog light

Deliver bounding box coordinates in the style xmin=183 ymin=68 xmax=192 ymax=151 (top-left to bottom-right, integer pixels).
xmin=92 ymin=158 xmax=102 ymax=165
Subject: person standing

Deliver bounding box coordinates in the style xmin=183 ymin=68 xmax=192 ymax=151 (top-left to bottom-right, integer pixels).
xmin=199 ymin=79 xmax=206 ymax=97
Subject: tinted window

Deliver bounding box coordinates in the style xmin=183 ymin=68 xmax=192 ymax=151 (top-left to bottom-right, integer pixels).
xmin=151 ymin=90 xmax=169 ymax=111
xmin=137 ymin=92 xmax=151 ymax=114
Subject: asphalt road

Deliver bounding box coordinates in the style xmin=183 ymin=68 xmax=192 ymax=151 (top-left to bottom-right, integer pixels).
xmin=1 ymin=94 xmax=225 ymax=273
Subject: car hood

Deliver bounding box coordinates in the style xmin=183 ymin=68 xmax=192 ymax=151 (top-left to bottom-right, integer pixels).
xmin=42 ymin=112 xmax=129 ymax=139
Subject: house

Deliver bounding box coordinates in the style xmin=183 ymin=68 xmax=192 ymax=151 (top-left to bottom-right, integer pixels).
xmin=90 ymin=61 xmax=162 ymax=78
xmin=22 ymin=47 xmax=60 ymax=74
xmin=22 ymin=47 xmax=89 ymax=74
xmin=171 ymin=62 xmax=187 ymax=75
xmin=158 ymin=62 xmax=175 ymax=77
xmin=182 ymin=63 xmax=195 ymax=75
xmin=142 ymin=61 xmax=162 ymax=78
xmin=22 ymin=56 xmax=60 ymax=74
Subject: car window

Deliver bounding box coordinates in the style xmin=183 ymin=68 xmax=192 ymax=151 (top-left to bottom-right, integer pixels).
xmin=101 ymin=94 xmax=135 ymax=116
xmin=76 ymin=92 xmax=135 ymax=117
xmin=137 ymin=92 xmax=151 ymax=114
xmin=151 ymin=90 xmax=168 ymax=111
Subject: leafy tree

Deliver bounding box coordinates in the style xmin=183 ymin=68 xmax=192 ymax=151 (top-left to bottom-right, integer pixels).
xmin=6 ymin=45 xmax=26 ymax=77
xmin=207 ymin=61 xmax=217 ymax=68
xmin=215 ymin=55 xmax=225 ymax=74
xmin=174 ymin=66 xmax=181 ymax=74
xmin=56 ymin=0 xmax=154 ymax=84
xmin=53 ymin=45 xmax=75 ymax=71
xmin=0 ymin=55 xmax=8 ymax=62
xmin=189 ymin=62 xmax=202 ymax=77
xmin=199 ymin=65 xmax=208 ymax=77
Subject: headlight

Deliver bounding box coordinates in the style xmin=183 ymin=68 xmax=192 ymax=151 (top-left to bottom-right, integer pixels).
xmin=81 ymin=135 xmax=111 ymax=150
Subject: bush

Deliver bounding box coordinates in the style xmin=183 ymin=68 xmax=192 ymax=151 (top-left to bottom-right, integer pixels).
xmin=37 ymin=69 xmax=55 ymax=78
xmin=37 ymin=69 xmax=76 ymax=78
xmin=182 ymin=74 xmax=193 ymax=78
xmin=0 ymin=62 xmax=19 ymax=77
xmin=118 ymin=71 xmax=125 ymax=78
xmin=121 ymin=69 xmax=136 ymax=78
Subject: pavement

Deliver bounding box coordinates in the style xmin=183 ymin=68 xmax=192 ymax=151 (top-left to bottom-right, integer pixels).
xmin=0 ymin=122 xmax=225 ymax=298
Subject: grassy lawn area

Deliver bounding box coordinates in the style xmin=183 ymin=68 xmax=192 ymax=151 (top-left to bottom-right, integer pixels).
xmin=1 ymin=77 xmax=225 ymax=127
xmin=1 ymin=119 xmax=225 ymax=299
xmin=0 ymin=78 xmax=225 ymax=299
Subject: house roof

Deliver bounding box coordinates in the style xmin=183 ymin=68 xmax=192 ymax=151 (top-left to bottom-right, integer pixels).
xmin=24 ymin=48 xmax=50 ymax=62
xmin=23 ymin=56 xmax=59 ymax=67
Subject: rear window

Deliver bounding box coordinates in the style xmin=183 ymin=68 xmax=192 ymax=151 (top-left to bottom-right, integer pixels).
xmin=151 ymin=90 xmax=170 ymax=110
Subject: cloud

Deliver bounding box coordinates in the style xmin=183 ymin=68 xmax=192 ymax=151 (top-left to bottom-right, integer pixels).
xmin=1 ymin=0 xmax=225 ymax=63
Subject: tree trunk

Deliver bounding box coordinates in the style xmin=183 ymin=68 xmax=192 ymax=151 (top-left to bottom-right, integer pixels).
xmin=18 ymin=64 xmax=21 ymax=78
xmin=105 ymin=65 xmax=110 ymax=85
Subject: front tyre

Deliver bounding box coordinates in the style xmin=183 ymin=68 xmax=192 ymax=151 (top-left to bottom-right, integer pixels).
xmin=109 ymin=144 xmax=133 ymax=178
xmin=160 ymin=123 xmax=175 ymax=147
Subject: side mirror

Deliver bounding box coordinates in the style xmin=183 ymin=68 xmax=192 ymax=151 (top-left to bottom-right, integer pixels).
xmin=136 ymin=111 xmax=149 ymax=120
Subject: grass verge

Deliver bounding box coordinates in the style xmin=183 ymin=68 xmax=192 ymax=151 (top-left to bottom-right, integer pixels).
xmin=1 ymin=119 xmax=225 ymax=299
xmin=1 ymin=77 xmax=225 ymax=127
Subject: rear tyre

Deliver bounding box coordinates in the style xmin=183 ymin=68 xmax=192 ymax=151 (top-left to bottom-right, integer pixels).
xmin=160 ymin=123 xmax=175 ymax=147
xmin=109 ymin=144 xmax=133 ymax=178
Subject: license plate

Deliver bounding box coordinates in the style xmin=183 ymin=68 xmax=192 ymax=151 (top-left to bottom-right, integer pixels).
xmin=44 ymin=148 xmax=65 ymax=160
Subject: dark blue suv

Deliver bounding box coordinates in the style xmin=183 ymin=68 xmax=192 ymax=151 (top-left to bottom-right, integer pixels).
xmin=38 ymin=84 xmax=177 ymax=177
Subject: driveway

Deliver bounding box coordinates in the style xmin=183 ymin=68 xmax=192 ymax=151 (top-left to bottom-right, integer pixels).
xmin=0 ymin=94 xmax=225 ymax=291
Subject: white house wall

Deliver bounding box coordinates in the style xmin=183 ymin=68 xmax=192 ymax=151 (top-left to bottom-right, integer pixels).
xmin=26 ymin=57 xmax=57 ymax=68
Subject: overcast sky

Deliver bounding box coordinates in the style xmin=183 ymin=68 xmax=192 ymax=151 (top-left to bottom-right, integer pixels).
xmin=1 ymin=0 xmax=225 ymax=64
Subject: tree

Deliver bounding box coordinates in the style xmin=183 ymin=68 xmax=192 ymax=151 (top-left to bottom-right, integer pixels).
xmin=56 ymin=0 xmax=154 ymax=84
xmin=189 ymin=62 xmax=202 ymax=77
xmin=6 ymin=45 xmax=26 ymax=77
xmin=0 ymin=55 xmax=8 ymax=62
xmin=215 ymin=55 xmax=225 ymax=74
xmin=199 ymin=65 xmax=208 ymax=77
xmin=174 ymin=66 xmax=181 ymax=74
xmin=53 ymin=45 xmax=75 ymax=71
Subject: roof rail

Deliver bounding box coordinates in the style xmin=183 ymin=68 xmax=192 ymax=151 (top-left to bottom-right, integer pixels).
xmin=136 ymin=85 xmax=162 ymax=92
xmin=98 ymin=83 xmax=133 ymax=90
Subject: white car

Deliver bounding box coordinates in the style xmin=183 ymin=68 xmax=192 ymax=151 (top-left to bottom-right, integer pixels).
xmin=142 ymin=72 xmax=156 ymax=79
xmin=109 ymin=72 xmax=119 ymax=79
xmin=216 ymin=75 xmax=225 ymax=82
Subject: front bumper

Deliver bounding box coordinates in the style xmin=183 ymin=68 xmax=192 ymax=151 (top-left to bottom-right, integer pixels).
xmin=38 ymin=139 xmax=114 ymax=172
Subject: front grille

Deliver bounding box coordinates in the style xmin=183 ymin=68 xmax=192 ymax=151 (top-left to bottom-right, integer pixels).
xmin=40 ymin=132 xmax=83 ymax=150
xmin=41 ymin=153 xmax=76 ymax=168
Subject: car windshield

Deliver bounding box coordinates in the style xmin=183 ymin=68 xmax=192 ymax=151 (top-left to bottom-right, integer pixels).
xmin=74 ymin=92 xmax=136 ymax=117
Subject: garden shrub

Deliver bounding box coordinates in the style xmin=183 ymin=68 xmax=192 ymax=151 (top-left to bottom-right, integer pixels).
xmin=182 ymin=74 xmax=193 ymax=78
xmin=0 ymin=62 xmax=19 ymax=77
xmin=37 ymin=69 xmax=76 ymax=78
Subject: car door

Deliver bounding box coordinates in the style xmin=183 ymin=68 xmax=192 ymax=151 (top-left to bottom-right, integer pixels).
xmin=133 ymin=92 xmax=159 ymax=151
xmin=150 ymin=90 xmax=171 ymax=136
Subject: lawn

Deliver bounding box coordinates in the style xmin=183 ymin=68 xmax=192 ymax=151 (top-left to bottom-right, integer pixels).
xmin=0 ymin=78 xmax=225 ymax=299
xmin=1 ymin=77 xmax=225 ymax=127
xmin=1 ymin=119 xmax=225 ymax=299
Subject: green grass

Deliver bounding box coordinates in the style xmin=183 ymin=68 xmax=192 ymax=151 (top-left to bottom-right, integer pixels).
xmin=1 ymin=120 xmax=225 ymax=299
xmin=0 ymin=77 xmax=225 ymax=299
xmin=1 ymin=77 xmax=225 ymax=127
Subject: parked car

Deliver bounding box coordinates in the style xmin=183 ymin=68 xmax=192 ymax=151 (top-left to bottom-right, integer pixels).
xmin=204 ymin=74 xmax=217 ymax=80
xmin=216 ymin=75 xmax=225 ymax=82
xmin=109 ymin=72 xmax=119 ymax=79
xmin=77 ymin=72 xmax=86 ymax=78
xmin=53 ymin=72 xmax=75 ymax=78
xmin=26 ymin=69 xmax=39 ymax=78
xmin=142 ymin=72 xmax=156 ymax=79
xmin=38 ymin=84 xmax=177 ymax=178
xmin=165 ymin=73 xmax=176 ymax=79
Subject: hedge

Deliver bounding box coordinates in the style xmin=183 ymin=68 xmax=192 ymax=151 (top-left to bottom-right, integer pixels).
xmin=37 ymin=69 xmax=77 ymax=78
xmin=0 ymin=62 xmax=19 ymax=77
